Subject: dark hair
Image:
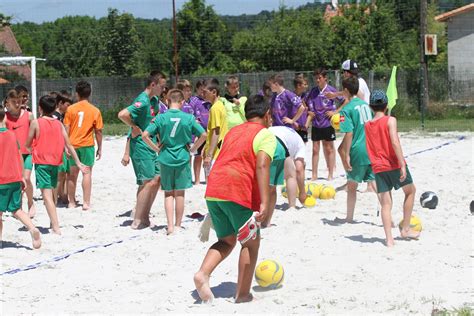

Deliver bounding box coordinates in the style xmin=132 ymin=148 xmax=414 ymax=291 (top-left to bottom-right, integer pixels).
xmin=293 ymin=74 xmax=307 ymax=88
xmin=342 ymin=77 xmax=359 ymax=96
xmin=76 ymin=81 xmax=92 ymax=99
xmin=225 ymin=75 xmax=239 ymax=87
xmin=204 ymin=79 xmax=220 ymax=97
xmin=0 ymin=105 xmax=5 ymax=121
xmin=167 ymin=89 xmax=185 ymax=104
xmin=56 ymin=90 xmax=73 ymax=105
xmin=268 ymin=74 xmax=284 ymax=86
xmin=160 ymin=85 xmax=170 ymax=99
xmin=313 ymin=67 xmax=328 ymax=78
xmin=146 ymin=70 xmax=166 ymax=87
xmin=14 ymin=85 xmax=28 ymax=94
xmin=195 ymin=79 xmax=205 ymax=90
xmin=245 ymin=94 xmax=270 ymax=120
xmin=176 ymin=79 xmax=192 ymax=90
xmin=39 ymin=95 xmax=57 ymax=115
xmin=369 ymin=102 xmax=387 ymax=112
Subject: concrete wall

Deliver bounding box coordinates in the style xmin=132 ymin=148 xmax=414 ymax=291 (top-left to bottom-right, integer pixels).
xmin=447 ymin=10 xmax=474 ymax=80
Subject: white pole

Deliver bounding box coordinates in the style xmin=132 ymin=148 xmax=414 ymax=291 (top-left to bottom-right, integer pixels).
xmin=31 ymin=57 xmax=37 ymax=118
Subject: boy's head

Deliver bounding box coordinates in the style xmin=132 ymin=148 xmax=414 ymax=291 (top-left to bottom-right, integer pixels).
xmin=39 ymin=95 xmax=57 ymax=116
xmin=203 ymin=78 xmax=220 ymax=102
xmin=14 ymin=85 xmax=29 ymax=106
xmin=225 ymin=75 xmax=240 ymax=96
xmin=195 ymin=80 xmax=205 ymax=98
xmin=176 ymin=79 xmax=192 ymax=101
xmin=147 ymin=70 xmax=167 ymax=97
xmin=342 ymin=76 xmax=359 ymax=97
xmin=56 ymin=90 xmax=73 ymax=113
xmin=166 ymin=89 xmax=185 ymax=108
xmin=268 ymin=74 xmax=285 ymax=92
xmin=293 ymin=74 xmax=308 ymax=93
xmin=76 ymin=81 xmax=92 ymax=99
xmin=369 ymin=90 xmax=388 ymax=112
xmin=4 ymin=89 xmax=20 ymax=113
xmin=341 ymin=59 xmax=359 ymax=78
xmin=313 ymin=68 xmax=328 ymax=88
xmin=245 ymin=94 xmax=272 ymax=127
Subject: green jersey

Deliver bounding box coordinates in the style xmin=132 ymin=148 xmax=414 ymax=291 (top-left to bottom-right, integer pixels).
xmin=340 ymin=97 xmax=372 ymax=166
xmin=221 ymin=96 xmax=247 ymax=129
xmin=126 ymin=92 xmax=157 ymax=160
xmin=146 ymin=109 xmax=205 ymax=167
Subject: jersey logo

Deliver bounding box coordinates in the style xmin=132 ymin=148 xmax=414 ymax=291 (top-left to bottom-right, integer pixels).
xmin=340 ymin=115 xmax=345 ymax=122
xmin=12 ymin=125 xmax=22 ymax=130
xmin=150 ymin=108 xmax=156 ymax=116
xmin=134 ymin=102 xmax=142 ymax=108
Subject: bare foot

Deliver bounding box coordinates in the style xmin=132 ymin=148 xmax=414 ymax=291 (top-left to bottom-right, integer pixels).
xmin=28 ymin=204 xmax=37 ymax=218
xmin=385 ymin=239 xmax=395 ymax=247
xmin=194 ymin=271 xmax=214 ymax=303
xmin=310 ymin=177 xmax=318 ymax=181
xmin=131 ymin=220 xmax=149 ymax=230
xmin=167 ymin=227 xmax=174 ymax=235
xmin=235 ymin=293 xmax=254 ymax=304
xmin=30 ymin=228 xmax=41 ymax=249
xmin=82 ymin=203 xmax=90 ymax=211
xmin=400 ymin=228 xmax=420 ymax=239
xmin=51 ymin=227 xmax=62 ymax=235
xmin=334 ymin=217 xmax=354 ymax=224
xmin=327 ymin=175 xmax=334 ymax=181
xmin=68 ymin=202 xmax=78 ymax=208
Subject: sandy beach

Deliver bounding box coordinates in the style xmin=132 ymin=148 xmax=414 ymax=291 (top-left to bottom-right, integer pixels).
xmin=1 ymin=132 xmax=473 ymax=314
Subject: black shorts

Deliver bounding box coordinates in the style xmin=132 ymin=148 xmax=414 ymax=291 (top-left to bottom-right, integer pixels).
xmin=195 ymin=142 xmax=205 ymax=156
xmin=296 ymin=130 xmax=308 ymax=143
xmin=311 ymin=126 xmax=336 ymax=142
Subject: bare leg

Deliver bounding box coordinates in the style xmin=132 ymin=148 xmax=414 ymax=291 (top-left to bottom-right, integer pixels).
xmin=23 ymin=169 xmax=36 ymax=218
xmin=235 ymin=235 xmax=260 ymax=303
xmin=131 ymin=179 xmax=156 ymax=229
xmin=322 ymin=140 xmax=335 ymax=181
xmin=378 ymin=191 xmax=395 ymax=247
xmin=81 ymin=166 xmax=92 ymax=210
xmin=174 ymin=190 xmax=185 ymax=228
xmin=194 ymin=235 xmax=237 ymax=303
xmin=295 ymin=159 xmax=307 ymax=204
xmin=41 ymin=188 xmax=61 ymax=235
xmin=164 ymin=191 xmax=175 ymax=234
xmin=400 ymin=184 xmax=420 ymax=239
xmin=284 ymin=157 xmax=297 ymax=208
xmin=143 ymin=176 xmax=160 ymax=224
xmin=336 ymin=181 xmax=358 ymax=223
xmin=262 ymin=186 xmax=277 ymax=228
xmin=12 ymin=211 xmax=41 ymax=249
xmin=57 ymin=171 xmax=68 ymax=204
xmin=194 ymin=155 xmax=203 ymax=185
xmin=311 ymin=141 xmax=320 ymax=181
xmin=67 ymin=166 xmax=79 ymax=208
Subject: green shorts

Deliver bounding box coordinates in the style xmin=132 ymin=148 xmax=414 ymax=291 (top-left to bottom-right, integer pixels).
xmin=375 ymin=166 xmax=413 ymax=193
xmin=346 ymin=165 xmax=375 ymax=183
xmin=206 ymin=200 xmax=257 ymax=239
xmin=270 ymin=159 xmax=285 ymax=186
xmin=35 ymin=164 xmax=59 ymax=189
xmin=160 ymin=163 xmax=192 ymax=191
xmin=22 ymin=154 xmax=33 ymax=170
xmin=58 ymin=152 xmax=70 ymax=173
xmin=70 ymin=146 xmax=95 ymax=167
xmin=131 ymin=155 xmax=160 ymax=185
xmin=0 ymin=182 xmax=22 ymax=212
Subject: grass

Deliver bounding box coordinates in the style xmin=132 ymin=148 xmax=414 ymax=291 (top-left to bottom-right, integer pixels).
xmin=102 ymin=119 xmax=474 ymax=136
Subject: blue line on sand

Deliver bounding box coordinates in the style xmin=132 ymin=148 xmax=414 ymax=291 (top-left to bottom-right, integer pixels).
xmin=0 ymin=136 xmax=467 ymax=276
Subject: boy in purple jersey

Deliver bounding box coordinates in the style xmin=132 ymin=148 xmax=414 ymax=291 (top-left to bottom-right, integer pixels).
xmin=188 ymin=80 xmax=211 ymax=185
xmin=268 ymin=74 xmax=305 ymax=129
xmin=305 ymin=68 xmax=344 ymax=181
xmin=177 ymin=79 xmax=195 ymax=115
xmin=293 ymin=74 xmax=309 ymax=143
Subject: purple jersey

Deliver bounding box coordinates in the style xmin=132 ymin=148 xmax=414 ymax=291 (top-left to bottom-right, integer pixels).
xmin=189 ymin=95 xmax=211 ymax=129
xmin=159 ymin=101 xmax=168 ymax=114
xmin=270 ymin=89 xmax=302 ymax=127
xmin=295 ymin=91 xmax=308 ymax=130
xmin=182 ymin=100 xmax=195 ymax=116
xmin=305 ymin=85 xmax=342 ymax=128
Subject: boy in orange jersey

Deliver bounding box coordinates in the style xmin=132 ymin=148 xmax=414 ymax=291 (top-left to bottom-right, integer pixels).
xmin=0 ymin=104 xmax=41 ymax=249
xmin=4 ymin=89 xmax=37 ymax=218
xmin=194 ymin=94 xmax=275 ymax=304
xmin=64 ymin=81 xmax=103 ymax=210
xmin=26 ymin=95 xmax=86 ymax=235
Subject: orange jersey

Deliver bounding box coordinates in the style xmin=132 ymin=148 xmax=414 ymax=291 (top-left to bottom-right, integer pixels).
xmin=64 ymin=100 xmax=103 ymax=148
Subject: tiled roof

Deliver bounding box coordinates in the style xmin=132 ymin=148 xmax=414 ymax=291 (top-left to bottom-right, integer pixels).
xmin=0 ymin=26 xmax=31 ymax=80
xmin=435 ymin=3 xmax=474 ymax=22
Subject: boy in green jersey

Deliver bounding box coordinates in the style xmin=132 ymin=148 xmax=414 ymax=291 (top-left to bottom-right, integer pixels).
xmin=143 ymin=89 xmax=207 ymax=235
xmin=221 ymin=75 xmax=247 ymax=129
xmin=118 ymin=70 xmax=167 ymax=229
xmin=336 ymin=76 xmax=377 ymax=223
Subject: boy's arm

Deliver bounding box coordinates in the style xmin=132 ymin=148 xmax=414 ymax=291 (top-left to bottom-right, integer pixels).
xmin=142 ymin=131 xmax=162 ymax=153
xmin=25 ymin=119 xmax=38 ymax=152
xmin=121 ymin=137 xmax=131 ymax=166
xmin=387 ymin=117 xmax=407 ymax=181
xmin=190 ymin=131 xmax=207 ymax=154
xmin=118 ymin=109 xmax=141 ymax=138
xmin=338 ymin=132 xmax=353 ymax=172
xmin=204 ymin=127 xmax=220 ymax=165
xmin=283 ymin=104 xmax=304 ymax=125
xmin=94 ymin=128 xmax=103 ymax=160
xmin=61 ymin=125 xmax=88 ymax=174
xmin=255 ymin=151 xmax=271 ymax=223
xmin=18 ymin=148 xmax=27 ymax=190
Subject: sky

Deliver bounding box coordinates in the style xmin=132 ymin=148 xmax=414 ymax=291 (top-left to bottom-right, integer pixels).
xmin=0 ymin=0 xmax=325 ymax=24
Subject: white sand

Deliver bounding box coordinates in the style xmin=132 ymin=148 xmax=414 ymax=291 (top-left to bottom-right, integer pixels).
xmin=1 ymin=132 xmax=473 ymax=314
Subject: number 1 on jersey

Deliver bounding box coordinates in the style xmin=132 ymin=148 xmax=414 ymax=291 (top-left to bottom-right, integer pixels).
xmin=170 ymin=118 xmax=181 ymax=137
xmin=78 ymin=111 xmax=85 ymax=128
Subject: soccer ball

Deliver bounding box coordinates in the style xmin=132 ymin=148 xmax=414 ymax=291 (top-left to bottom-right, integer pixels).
xmin=303 ymin=196 xmax=317 ymax=207
xmin=319 ymin=185 xmax=336 ymax=200
xmin=255 ymin=259 xmax=284 ymax=289
xmin=330 ymin=113 xmax=340 ymax=130
xmin=420 ymin=191 xmax=438 ymax=209
xmin=399 ymin=215 xmax=422 ymax=232
xmin=305 ymin=183 xmax=324 ymax=199
xmin=281 ymin=185 xmax=288 ymax=198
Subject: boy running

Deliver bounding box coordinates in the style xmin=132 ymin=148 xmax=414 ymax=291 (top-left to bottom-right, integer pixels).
xmin=142 ymin=89 xmax=207 ymax=235
xmin=336 ymin=77 xmax=377 ymax=223
xmin=64 ymin=81 xmax=103 ymax=211
xmin=364 ymin=90 xmax=419 ymax=246
xmin=118 ymin=71 xmax=166 ymax=229
xmin=0 ymin=104 xmax=41 ymax=249
xmin=194 ymin=94 xmax=275 ymax=303
xmin=26 ymin=95 xmax=86 ymax=235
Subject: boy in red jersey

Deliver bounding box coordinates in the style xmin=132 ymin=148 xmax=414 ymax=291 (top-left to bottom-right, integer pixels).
xmin=26 ymin=95 xmax=86 ymax=235
xmin=4 ymin=89 xmax=37 ymax=218
xmin=0 ymin=105 xmax=41 ymax=249
xmin=194 ymin=95 xmax=275 ymax=304
xmin=364 ymin=90 xmax=420 ymax=247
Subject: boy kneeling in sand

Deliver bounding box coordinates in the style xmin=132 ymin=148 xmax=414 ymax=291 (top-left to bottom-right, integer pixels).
xmin=364 ymin=90 xmax=419 ymax=247
xmin=194 ymin=95 xmax=275 ymax=303
xmin=0 ymin=104 xmax=41 ymax=248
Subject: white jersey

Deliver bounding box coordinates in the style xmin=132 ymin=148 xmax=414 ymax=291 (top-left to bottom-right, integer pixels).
xmin=269 ymin=126 xmax=306 ymax=160
xmin=358 ymin=77 xmax=370 ymax=104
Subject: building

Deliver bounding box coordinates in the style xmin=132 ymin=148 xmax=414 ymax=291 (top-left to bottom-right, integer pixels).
xmin=0 ymin=25 xmax=32 ymax=81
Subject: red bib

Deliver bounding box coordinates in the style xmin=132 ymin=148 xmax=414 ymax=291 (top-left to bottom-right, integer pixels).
xmin=0 ymin=130 xmax=23 ymax=184
xmin=6 ymin=110 xmax=30 ymax=154
xmin=32 ymin=118 xmax=65 ymax=166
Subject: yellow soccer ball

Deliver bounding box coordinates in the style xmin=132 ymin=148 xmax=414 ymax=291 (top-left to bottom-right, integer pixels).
xmin=304 ymin=196 xmax=317 ymax=207
xmin=319 ymin=185 xmax=336 ymax=200
xmin=399 ymin=215 xmax=422 ymax=232
xmin=312 ymin=183 xmax=325 ymax=199
xmin=330 ymin=113 xmax=340 ymax=130
xmin=281 ymin=185 xmax=288 ymax=198
xmin=255 ymin=259 xmax=284 ymax=289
